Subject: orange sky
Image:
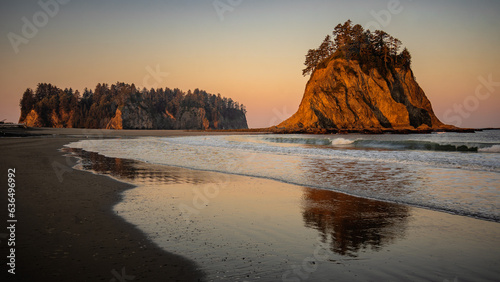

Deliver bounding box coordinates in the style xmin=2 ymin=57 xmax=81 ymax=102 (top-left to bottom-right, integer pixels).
xmin=1 ymin=0 xmax=499 ymax=128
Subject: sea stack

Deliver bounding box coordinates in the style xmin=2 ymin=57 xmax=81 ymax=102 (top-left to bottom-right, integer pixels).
xmin=279 ymin=20 xmax=454 ymax=133
xmin=18 ymin=83 xmax=248 ymax=130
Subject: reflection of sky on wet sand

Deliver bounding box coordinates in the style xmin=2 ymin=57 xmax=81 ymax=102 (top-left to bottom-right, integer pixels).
xmin=68 ymin=148 xmax=214 ymax=186
xmin=67 ymin=148 xmax=500 ymax=281
xmin=68 ymin=148 xmax=410 ymax=256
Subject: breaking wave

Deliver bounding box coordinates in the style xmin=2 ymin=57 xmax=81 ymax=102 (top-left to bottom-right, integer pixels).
xmin=352 ymin=140 xmax=479 ymax=152
xmin=263 ymin=136 xmax=334 ymax=146
xmin=479 ymin=145 xmax=500 ymax=153
xmin=262 ymin=135 xmax=500 ymax=154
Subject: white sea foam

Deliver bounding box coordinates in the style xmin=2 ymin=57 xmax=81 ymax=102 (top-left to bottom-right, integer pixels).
xmin=480 ymin=145 xmax=500 ymax=153
xmin=331 ymin=137 xmax=355 ymax=145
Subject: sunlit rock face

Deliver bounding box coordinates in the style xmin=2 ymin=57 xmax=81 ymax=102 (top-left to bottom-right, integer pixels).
xmin=279 ymin=58 xmax=452 ymax=131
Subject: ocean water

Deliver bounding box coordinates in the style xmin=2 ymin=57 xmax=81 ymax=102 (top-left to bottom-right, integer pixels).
xmin=65 ymin=130 xmax=500 ymax=281
xmin=67 ymin=130 xmax=500 ymax=222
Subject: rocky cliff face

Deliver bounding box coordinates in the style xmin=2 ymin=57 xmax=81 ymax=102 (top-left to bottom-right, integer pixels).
xmin=279 ymin=58 xmax=452 ymax=131
xmin=213 ymin=114 xmax=249 ymax=130
xmin=106 ymin=102 xmax=247 ymax=130
xmin=105 ymin=103 xmax=176 ymax=130
xmin=23 ymin=109 xmax=75 ymax=128
xmin=23 ymin=110 xmax=44 ymax=127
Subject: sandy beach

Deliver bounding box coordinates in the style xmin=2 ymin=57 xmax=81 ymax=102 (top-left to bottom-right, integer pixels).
xmin=0 ymin=128 xmax=213 ymax=281
xmin=1 ymin=128 xmax=500 ymax=281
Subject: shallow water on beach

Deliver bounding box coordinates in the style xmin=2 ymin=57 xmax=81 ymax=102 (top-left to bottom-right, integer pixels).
xmin=67 ymin=131 xmax=500 ymax=222
xmin=66 ymin=148 xmax=500 ymax=281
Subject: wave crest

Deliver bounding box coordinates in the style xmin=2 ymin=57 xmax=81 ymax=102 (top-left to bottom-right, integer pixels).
xmin=353 ymin=140 xmax=478 ymax=152
xmin=479 ymin=145 xmax=500 ymax=153
xmin=263 ymin=136 xmax=332 ymax=146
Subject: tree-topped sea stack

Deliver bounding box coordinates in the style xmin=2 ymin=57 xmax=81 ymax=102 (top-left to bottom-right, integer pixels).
xmin=19 ymin=82 xmax=248 ymax=130
xmin=279 ymin=20 xmax=454 ymax=133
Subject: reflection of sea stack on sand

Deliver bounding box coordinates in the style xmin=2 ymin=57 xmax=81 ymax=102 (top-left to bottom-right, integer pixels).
xmin=301 ymin=187 xmax=410 ymax=256
xmin=280 ymin=20 xmax=454 ymax=132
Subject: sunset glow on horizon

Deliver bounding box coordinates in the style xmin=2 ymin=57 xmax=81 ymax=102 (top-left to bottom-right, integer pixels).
xmin=1 ymin=0 xmax=499 ymax=128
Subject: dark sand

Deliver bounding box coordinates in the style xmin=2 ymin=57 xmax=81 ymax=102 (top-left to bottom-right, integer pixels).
xmin=0 ymin=128 xmax=232 ymax=281
xmin=2 ymin=128 xmax=500 ymax=281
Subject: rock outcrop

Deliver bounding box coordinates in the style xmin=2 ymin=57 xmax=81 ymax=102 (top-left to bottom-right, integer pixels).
xmin=23 ymin=109 xmax=75 ymax=128
xmin=23 ymin=110 xmax=44 ymax=128
xmin=279 ymin=58 xmax=452 ymax=132
xmin=106 ymin=103 xmax=170 ymax=130
xmin=106 ymin=109 xmax=124 ymax=130
xmin=178 ymin=108 xmax=210 ymax=130
xmin=105 ymin=102 xmax=247 ymax=130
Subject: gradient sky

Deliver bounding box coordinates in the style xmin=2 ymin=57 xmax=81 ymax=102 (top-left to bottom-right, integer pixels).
xmin=1 ymin=0 xmax=499 ymax=128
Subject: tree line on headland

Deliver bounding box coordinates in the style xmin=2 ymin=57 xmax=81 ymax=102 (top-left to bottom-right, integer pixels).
xmin=302 ymin=20 xmax=412 ymax=77
xmin=19 ymin=82 xmax=248 ymax=129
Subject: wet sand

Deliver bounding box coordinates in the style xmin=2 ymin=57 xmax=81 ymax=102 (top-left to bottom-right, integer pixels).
xmin=70 ymin=147 xmax=500 ymax=281
xmin=0 ymin=129 xmax=219 ymax=281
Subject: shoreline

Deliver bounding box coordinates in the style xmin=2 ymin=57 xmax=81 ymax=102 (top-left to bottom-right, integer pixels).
xmin=67 ymin=145 xmax=500 ymax=281
xmin=1 ymin=126 xmax=493 ymax=139
xmin=0 ymin=134 xmax=205 ymax=281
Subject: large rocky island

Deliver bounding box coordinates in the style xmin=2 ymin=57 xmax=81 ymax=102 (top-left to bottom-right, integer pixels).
xmin=278 ymin=20 xmax=457 ymax=133
xmin=19 ymin=82 xmax=248 ymax=130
